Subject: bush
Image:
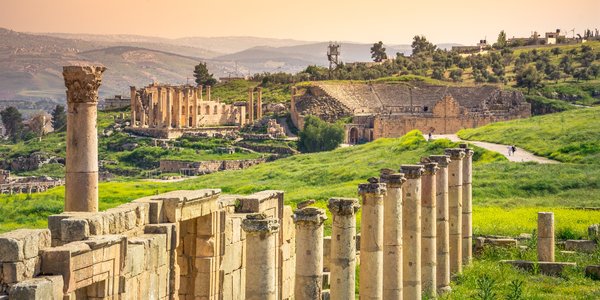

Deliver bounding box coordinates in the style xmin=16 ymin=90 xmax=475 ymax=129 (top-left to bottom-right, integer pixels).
xmin=298 ymin=116 xmax=344 ymax=153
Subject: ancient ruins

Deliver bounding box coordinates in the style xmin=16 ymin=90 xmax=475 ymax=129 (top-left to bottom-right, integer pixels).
xmin=129 ymin=84 xmax=263 ymax=139
xmin=291 ymin=82 xmax=531 ymax=144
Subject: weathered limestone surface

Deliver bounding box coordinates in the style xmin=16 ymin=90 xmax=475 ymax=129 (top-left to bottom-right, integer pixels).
xmin=358 ymin=178 xmax=386 ymax=300
xmin=64 ymin=65 xmax=106 ymax=212
xmin=400 ymin=165 xmax=424 ymax=300
xmin=380 ymin=169 xmax=405 ymax=299
xmin=445 ymin=148 xmax=465 ymax=275
xmin=538 ymin=212 xmax=555 ymax=262
xmin=242 ymin=214 xmax=280 ymax=300
xmin=459 ymin=144 xmax=474 ymax=265
xmin=327 ymin=198 xmax=360 ymax=300
xmin=428 ymin=155 xmax=451 ymax=293
xmin=419 ymin=161 xmax=439 ymax=297
xmin=293 ymin=207 xmax=327 ymax=300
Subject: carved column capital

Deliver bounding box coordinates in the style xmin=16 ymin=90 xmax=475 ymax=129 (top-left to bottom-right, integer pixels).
xmin=63 ymin=66 xmax=106 ymax=104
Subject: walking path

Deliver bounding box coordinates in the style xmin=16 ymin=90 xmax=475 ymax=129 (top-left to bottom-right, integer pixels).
xmin=429 ymin=134 xmax=559 ymax=164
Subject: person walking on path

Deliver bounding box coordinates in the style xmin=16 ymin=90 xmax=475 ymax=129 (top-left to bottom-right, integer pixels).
xmin=507 ymin=145 xmax=513 ymax=156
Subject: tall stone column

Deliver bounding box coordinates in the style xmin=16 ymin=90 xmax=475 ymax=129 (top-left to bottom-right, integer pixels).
xmin=428 ymin=155 xmax=452 ymax=293
xmin=459 ymin=144 xmax=474 ymax=265
xmin=63 ymin=65 xmax=105 ymax=212
xmin=184 ymin=88 xmax=190 ymax=128
xmin=400 ymin=165 xmax=424 ymax=300
xmin=358 ymin=177 xmax=386 ymax=300
xmin=327 ymin=198 xmax=360 ymax=300
xmin=192 ymin=87 xmax=199 ymax=127
xmin=156 ymin=87 xmax=163 ymax=128
xmin=248 ymin=88 xmax=254 ymax=124
xmin=166 ymin=88 xmax=173 ymax=128
xmin=420 ymin=161 xmax=439 ymax=297
xmin=445 ymin=148 xmax=465 ymax=275
xmin=130 ymin=86 xmax=137 ymax=127
xmin=197 ymin=85 xmax=203 ymax=100
xmin=538 ymin=212 xmax=555 ymax=262
xmin=174 ymin=88 xmax=181 ymax=129
xmin=149 ymin=90 xmax=155 ymax=128
xmin=293 ymin=207 xmax=327 ymax=300
xmin=206 ymin=85 xmax=211 ymax=101
xmin=257 ymin=87 xmax=263 ymax=119
xmin=242 ymin=214 xmax=280 ymax=300
xmin=380 ymin=169 xmax=406 ymax=300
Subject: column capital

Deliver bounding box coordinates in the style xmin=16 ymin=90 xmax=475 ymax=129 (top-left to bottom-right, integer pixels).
xmin=63 ymin=66 xmax=106 ymax=104
xmin=400 ymin=165 xmax=425 ymax=179
xmin=293 ymin=207 xmax=327 ymax=225
xmin=419 ymin=161 xmax=439 ymax=175
xmin=380 ymin=168 xmax=406 ymax=187
xmin=425 ymin=155 xmax=451 ymax=168
xmin=444 ymin=148 xmax=466 ymax=160
xmin=358 ymin=177 xmax=386 ymax=195
xmin=241 ymin=213 xmax=280 ymax=233
xmin=459 ymin=144 xmax=474 ymax=157
xmin=328 ymin=197 xmax=360 ymax=216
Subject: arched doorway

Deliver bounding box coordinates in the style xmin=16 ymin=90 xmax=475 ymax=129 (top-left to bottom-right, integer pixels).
xmin=349 ymin=127 xmax=359 ymax=144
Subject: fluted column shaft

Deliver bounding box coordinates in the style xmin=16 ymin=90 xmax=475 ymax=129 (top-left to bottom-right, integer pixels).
xmin=327 ymin=198 xmax=360 ymax=300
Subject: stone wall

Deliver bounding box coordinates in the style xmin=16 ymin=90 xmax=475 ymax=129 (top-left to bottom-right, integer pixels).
xmin=0 ymin=189 xmax=295 ymax=299
xmin=159 ymin=158 xmax=267 ymax=175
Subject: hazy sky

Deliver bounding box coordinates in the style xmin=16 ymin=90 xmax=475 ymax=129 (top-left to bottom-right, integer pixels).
xmin=1 ymin=0 xmax=598 ymax=45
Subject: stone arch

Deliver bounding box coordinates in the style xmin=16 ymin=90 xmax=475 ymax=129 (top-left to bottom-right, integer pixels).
xmin=205 ymin=105 xmax=210 ymax=115
xmin=213 ymin=105 xmax=218 ymax=115
xmin=349 ymin=127 xmax=359 ymax=144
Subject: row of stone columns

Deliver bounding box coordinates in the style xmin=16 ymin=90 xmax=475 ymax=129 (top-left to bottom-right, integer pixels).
xmin=226 ymin=148 xmax=474 ymax=300
xmin=130 ymin=85 xmax=212 ymax=129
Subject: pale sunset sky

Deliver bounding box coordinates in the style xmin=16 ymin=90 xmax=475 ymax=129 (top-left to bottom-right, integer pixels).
xmin=0 ymin=0 xmax=598 ymax=45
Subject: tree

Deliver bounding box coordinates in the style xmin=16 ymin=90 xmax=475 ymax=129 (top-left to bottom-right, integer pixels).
xmin=298 ymin=116 xmax=344 ymax=153
xmin=28 ymin=112 xmax=50 ymax=138
xmin=431 ymin=67 xmax=445 ymax=80
xmin=411 ymin=35 xmax=437 ymax=56
xmin=551 ymin=47 xmax=562 ymax=56
xmin=51 ymin=104 xmax=66 ymax=132
xmin=370 ymin=41 xmax=388 ymax=62
xmin=193 ymin=62 xmax=217 ymax=87
xmin=559 ymin=55 xmax=574 ymax=75
xmin=516 ymin=65 xmax=543 ymax=94
xmin=0 ymin=106 xmax=24 ymax=142
xmin=496 ymin=30 xmax=507 ymax=49
xmin=450 ymin=69 xmax=463 ymax=82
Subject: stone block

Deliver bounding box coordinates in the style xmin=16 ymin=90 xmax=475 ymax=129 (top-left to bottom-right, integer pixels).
xmin=195 ymin=237 xmax=215 ymax=257
xmin=145 ymin=224 xmax=176 ymax=251
xmin=0 ymin=229 xmax=50 ymax=262
xmin=589 ymin=224 xmax=600 ymax=241
xmin=585 ymin=265 xmax=600 ymax=280
xmin=475 ymin=237 xmax=518 ymax=252
xmin=9 ymin=277 xmax=54 ymax=300
xmin=221 ymin=242 xmax=243 ymax=274
xmin=323 ymin=236 xmax=331 ymax=271
xmin=565 ymin=240 xmax=598 ymax=253
xmin=2 ymin=262 xmax=24 ymax=283
xmin=125 ymin=243 xmax=145 ymax=277
xmin=60 ymin=219 xmax=90 ymax=242
xmin=502 ymin=260 xmax=577 ymax=276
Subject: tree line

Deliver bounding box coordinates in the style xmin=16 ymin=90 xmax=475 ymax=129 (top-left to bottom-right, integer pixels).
xmin=0 ymin=105 xmax=66 ymax=142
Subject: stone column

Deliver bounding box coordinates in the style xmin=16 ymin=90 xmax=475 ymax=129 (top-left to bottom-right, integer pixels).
xmin=358 ymin=177 xmax=386 ymax=300
xmin=206 ymin=85 xmax=211 ymax=101
xmin=184 ymin=88 xmax=190 ymax=128
xmin=192 ymin=88 xmax=199 ymax=127
xmin=166 ymin=88 xmax=172 ymax=128
xmin=174 ymin=88 xmax=181 ymax=129
xmin=156 ymin=87 xmax=164 ymax=128
xmin=420 ymin=161 xmax=439 ymax=297
xmin=327 ymin=198 xmax=360 ymax=300
xmin=445 ymin=148 xmax=465 ymax=275
xmin=248 ymin=88 xmax=254 ymax=124
xmin=242 ymin=214 xmax=280 ymax=300
xmin=63 ymin=65 xmax=105 ymax=212
xmin=459 ymin=144 xmax=474 ymax=265
xmin=400 ymin=165 xmax=424 ymax=300
xmin=130 ymin=86 xmax=136 ymax=127
xmin=428 ymin=155 xmax=452 ymax=293
xmin=538 ymin=212 xmax=555 ymax=262
xmin=148 ymin=90 xmax=155 ymax=128
xmin=379 ymin=169 xmax=406 ymax=300
xmin=293 ymin=207 xmax=327 ymax=300
xmin=257 ymin=87 xmax=263 ymax=119
xmin=197 ymin=85 xmax=203 ymax=100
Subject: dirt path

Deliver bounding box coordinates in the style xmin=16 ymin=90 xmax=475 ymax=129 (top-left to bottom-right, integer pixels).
xmin=430 ymin=134 xmax=559 ymax=164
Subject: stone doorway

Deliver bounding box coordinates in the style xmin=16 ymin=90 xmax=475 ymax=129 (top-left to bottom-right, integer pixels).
xmin=349 ymin=127 xmax=359 ymax=144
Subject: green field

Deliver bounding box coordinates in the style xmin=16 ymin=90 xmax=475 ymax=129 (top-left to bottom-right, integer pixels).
xmin=458 ymin=106 xmax=600 ymax=163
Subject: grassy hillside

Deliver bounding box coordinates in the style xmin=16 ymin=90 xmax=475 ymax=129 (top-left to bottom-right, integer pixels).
xmin=458 ymin=107 xmax=600 ymax=163
xmin=2 ymin=131 xmax=600 ymax=238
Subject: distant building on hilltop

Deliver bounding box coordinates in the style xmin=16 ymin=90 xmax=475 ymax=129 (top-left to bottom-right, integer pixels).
xmin=451 ymin=39 xmax=491 ymax=56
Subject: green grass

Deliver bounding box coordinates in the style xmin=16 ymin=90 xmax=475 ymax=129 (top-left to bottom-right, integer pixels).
xmin=458 ymin=107 xmax=600 ymax=163
xmin=209 ymin=79 xmax=291 ymax=104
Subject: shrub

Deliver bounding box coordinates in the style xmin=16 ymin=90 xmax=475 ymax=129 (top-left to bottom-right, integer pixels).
xmin=298 ymin=116 xmax=344 ymax=153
